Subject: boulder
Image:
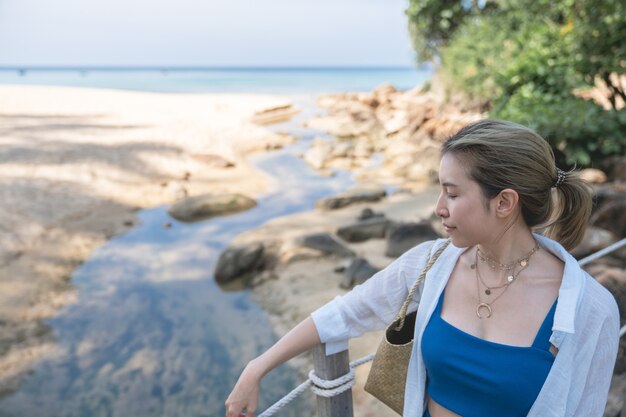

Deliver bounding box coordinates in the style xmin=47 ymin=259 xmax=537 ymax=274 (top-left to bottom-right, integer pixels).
xmin=168 ymin=193 xmax=256 ymax=222
xmin=337 ymin=217 xmax=389 ymax=243
xmin=340 ymin=258 xmax=380 ymax=289
xmin=316 ymin=185 xmax=387 ymax=210
xmin=214 ymin=242 xmax=265 ymax=284
xmin=357 ymin=207 xmax=385 ymax=221
xmin=299 ymin=233 xmax=355 ymax=258
xmin=386 ymin=221 xmax=440 ymax=257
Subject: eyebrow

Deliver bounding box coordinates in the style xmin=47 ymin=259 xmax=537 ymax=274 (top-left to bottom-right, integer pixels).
xmin=441 ymin=182 xmax=458 ymax=188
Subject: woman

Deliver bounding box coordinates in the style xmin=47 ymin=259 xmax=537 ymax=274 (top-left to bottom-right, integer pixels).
xmin=225 ymin=120 xmax=620 ymax=417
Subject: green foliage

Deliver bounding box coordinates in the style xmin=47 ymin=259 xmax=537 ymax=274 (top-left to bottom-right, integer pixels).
xmin=491 ymin=88 xmax=626 ymax=166
xmin=405 ymin=0 xmax=484 ymax=62
xmin=406 ymin=0 xmax=626 ymax=166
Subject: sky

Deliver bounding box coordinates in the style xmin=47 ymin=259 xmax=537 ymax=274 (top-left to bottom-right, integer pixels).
xmin=0 ymin=0 xmax=416 ymax=67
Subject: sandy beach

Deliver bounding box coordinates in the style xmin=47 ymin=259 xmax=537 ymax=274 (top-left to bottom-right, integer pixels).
xmin=0 ymin=85 xmax=296 ymax=393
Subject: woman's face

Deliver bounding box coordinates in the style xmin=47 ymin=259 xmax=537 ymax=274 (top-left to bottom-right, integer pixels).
xmin=435 ymin=153 xmax=499 ymax=248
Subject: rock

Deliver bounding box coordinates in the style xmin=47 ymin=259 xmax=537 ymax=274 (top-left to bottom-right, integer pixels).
xmin=214 ymin=242 xmax=265 ymax=284
xmin=382 ymin=137 xmax=441 ymax=184
xmin=579 ymin=168 xmax=607 ymax=184
xmin=250 ymin=270 xmax=278 ymax=287
xmin=341 ymin=258 xmax=380 ymax=289
xmin=316 ymin=185 xmax=387 ymax=210
xmin=304 ymin=99 xmax=381 ymax=139
xmin=337 ymin=217 xmax=389 ymax=243
xmin=571 ymin=226 xmax=619 ymax=258
xmin=277 ymin=240 xmax=324 ymax=264
xmin=386 ymin=221 xmax=440 ymax=257
xmin=168 ymin=193 xmax=256 ymax=222
xmin=303 ymin=138 xmax=334 ymax=170
xmin=353 ymin=138 xmax=374 ymax=159
xmin=330 ymin=141 xmax=354 ymax=158
xmin=357 ymin=207 xmax=385 ymax=221
xmin=299 ymin=233 xmax=355 ymax=257
xmin=250 ymin=103 xmax=299 ymax=125
xmin=372 ymin=83 xmax=398 ymax=104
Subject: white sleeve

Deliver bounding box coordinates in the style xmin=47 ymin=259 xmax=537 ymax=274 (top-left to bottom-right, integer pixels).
xmin=572 ymin=305 xmax=620 ymax=416
xmin=310 ymin=240 xmax=434 ymax=355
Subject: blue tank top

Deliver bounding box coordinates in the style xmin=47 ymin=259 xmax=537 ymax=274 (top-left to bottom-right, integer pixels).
xmin=421 ymin=289 xmax=557 ymax=417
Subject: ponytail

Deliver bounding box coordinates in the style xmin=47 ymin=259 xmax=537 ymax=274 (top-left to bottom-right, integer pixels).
xmin=541 ymin=170 xmax=593 ymax=251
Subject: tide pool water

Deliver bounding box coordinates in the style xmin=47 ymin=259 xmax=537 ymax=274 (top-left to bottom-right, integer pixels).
xmin=0 ymin=66 xmax=432 ymax=94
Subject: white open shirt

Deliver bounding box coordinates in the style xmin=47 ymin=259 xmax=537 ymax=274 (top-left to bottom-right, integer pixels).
xmin=311 ymin=234 xmax=620 ymax=417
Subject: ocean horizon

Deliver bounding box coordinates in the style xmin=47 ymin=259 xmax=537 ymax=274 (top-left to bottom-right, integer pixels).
xmin=0 ymin=66 xmax=433 ymax=94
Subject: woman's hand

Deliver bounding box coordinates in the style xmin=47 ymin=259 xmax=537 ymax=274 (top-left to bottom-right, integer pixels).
xmin=225 ymin=317 xmax=321 ymax=417
xmin=225 ymin=360 xmax=263 ymax=417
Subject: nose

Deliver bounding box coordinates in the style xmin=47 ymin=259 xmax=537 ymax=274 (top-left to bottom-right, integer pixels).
xmin=435 ymin=192 xmax=448 ymax=218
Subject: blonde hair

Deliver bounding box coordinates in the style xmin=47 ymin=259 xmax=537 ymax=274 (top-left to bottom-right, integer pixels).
xmin=442 ymin=119 xmax=592 ymax=250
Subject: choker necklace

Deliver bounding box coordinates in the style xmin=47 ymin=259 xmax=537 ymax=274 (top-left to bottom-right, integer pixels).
xmin=476 ymin=242 xmax=540 ymax=283
xmin=471 ymin=242 xmax=539 ymax=319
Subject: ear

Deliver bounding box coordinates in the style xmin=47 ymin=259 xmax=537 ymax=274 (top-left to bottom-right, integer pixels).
xmin=493 ymin=188 xmax=519 ymax=218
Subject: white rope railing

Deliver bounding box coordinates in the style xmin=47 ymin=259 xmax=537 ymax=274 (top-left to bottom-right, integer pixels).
xmin=257 ymin=238 xmax=626 ymax=416
xmin=258 ymin=354 xmax=375 ymax=417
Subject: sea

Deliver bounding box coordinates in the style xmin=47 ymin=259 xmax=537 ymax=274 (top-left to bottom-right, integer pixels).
xmin=0 ymin=66 xmax=432 ymax=94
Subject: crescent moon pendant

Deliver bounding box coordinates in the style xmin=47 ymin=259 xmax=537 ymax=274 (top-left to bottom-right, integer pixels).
xmin=476 ymin=303 xmax=492 ymax=319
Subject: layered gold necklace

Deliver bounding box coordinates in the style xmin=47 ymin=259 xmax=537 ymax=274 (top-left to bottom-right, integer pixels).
xmin=471 ymin=241 xmax=540 ymax=319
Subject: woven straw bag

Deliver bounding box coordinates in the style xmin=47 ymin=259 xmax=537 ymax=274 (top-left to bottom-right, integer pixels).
xmin=364 ymin=239 xmax=450 ymax=415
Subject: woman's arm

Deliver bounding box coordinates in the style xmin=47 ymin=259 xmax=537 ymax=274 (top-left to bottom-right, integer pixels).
xmin=225 ymin=317 xmax=321 ymax=417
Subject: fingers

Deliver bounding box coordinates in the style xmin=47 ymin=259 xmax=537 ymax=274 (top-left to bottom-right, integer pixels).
xmin=225 ymin=397 xmax=257 ymax=417
xmin=225 ymin=404 xmax=256 ymax=417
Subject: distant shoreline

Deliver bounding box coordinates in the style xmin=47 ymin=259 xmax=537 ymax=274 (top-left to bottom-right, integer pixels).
xmin=0 ymin=66 xmax=433 ymax=95
xmin=0 ymin=65 xmax=432 ymax=72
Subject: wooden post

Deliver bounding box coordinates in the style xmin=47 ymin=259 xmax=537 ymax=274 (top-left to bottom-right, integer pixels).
xmin=311 ymin=344 xmax=354 ymax=417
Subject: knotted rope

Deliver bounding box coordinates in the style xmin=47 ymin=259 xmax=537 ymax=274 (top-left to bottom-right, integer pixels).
xmin=258 ymin=354 xmax=375 ymax=417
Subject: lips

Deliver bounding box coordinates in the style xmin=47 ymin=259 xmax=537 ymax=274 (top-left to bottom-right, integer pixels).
xmin=443 ymin=224 xmax=456 ymax=233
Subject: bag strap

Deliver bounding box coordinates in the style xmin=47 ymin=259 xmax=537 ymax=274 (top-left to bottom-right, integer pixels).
xmin=393 ymin=239 xmax=451 ymax=330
